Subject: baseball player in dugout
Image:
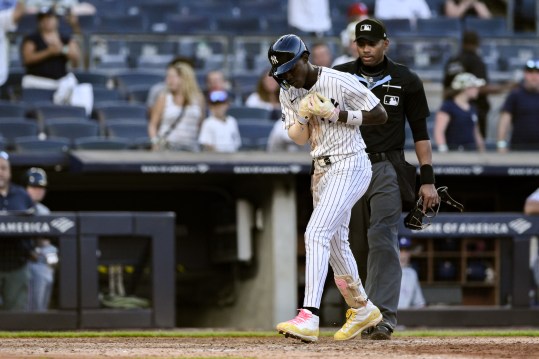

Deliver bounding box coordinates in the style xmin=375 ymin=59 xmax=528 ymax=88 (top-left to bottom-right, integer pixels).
xmin=333 ymin=18 xmax=440 ymax=339
xmin=268 ymin=34 xmax=388 ymax=343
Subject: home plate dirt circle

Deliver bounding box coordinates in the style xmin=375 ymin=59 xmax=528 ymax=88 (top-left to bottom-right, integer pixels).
xmin=0 ymin=336 xmax=538 ymax=358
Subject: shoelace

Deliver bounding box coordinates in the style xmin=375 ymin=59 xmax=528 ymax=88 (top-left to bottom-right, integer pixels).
xmin=341 ymin=308 xmax=357 ymax=330
xmin=289 ymin=309 xmax=311 ymax=325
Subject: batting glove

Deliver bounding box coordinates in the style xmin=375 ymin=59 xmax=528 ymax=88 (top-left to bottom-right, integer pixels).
xmin=308 ymin=93 xmax=339 ymax=123
xmin=297 ymin=93 xmax=314 ymax=125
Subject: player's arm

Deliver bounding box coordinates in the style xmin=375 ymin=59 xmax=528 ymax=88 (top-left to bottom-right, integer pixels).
xmin=342 ymin=102 xmax=387 ymax=126
xmin=287 ymin=120 xmax=310 ymax=146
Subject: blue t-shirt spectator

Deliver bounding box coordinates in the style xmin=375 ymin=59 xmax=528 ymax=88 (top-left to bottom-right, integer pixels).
xmin=439 ymin=99 xmax=478 ymax=150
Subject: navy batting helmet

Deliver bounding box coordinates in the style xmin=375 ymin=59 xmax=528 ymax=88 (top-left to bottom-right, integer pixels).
xmin=25 ymin=167 xmax=48 ymax=188
xmin=268 ymin=34 xmax=309 ymax=90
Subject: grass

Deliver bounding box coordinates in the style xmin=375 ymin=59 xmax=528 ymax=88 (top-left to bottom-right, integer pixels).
xmin=0 ymin=329 xmax=539 ymax=338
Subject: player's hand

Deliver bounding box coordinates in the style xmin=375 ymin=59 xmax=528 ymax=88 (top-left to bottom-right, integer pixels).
xmin=308 ymin=93 xmax=339 ymax=123
xmin=297 ymin=94 xmax=314 ymax=125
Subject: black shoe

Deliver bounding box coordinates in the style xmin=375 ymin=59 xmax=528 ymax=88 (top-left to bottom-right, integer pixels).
xmin=360 ymin=326 xmax=373 ymax=339
xmin=369 ymin=324 xmax=393 ymax=340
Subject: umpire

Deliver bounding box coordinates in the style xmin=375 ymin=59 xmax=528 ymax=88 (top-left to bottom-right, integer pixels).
xmin=334 ymin=18 xmax=439 ymax=339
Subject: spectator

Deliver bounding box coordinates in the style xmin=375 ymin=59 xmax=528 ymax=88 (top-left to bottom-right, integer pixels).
xmin=333 ymin=21 xmax=360 ymax=67
xmin=288 ymin=0 xmax=331 ymax=37
xmin=204 ymin=70 xmax=232 ymax=109
xmin=443 ymin=31 xmax=508 ymax=139
xmin=0 ymin=151 xmax=35 ymax=311
xmin=148 ymin=62 xmax=205 ymax=151
xmin=443 ymin=0 xmax=492 ymax=19
xmin=434 ymin=72 xmax=486 ymax=152
xmin=524 ymin=188 xmax=539 ymax=306
xmin=266 ymin=119 xmax=309 ymax=153
xmin=198 ymin=90 xmax=241 ymax=153
xmin=0 ymin=0 xmax=26 ymax=87
xmin=375 ymin=0 xmax=431 ymax=24
xmin=525 ymin=187 xmax=539 ymax=215
xmin=497 ymin=59 xmax=539 ymax=152
xmin=397 ymin=237 xmax=425 ymax=309
xmin=310 ymin=41 xmax=333 ymax=68
xmin=146 ymin=56 xmax=195 ymax=112
xmin=24 ymin=167 xmax=58 ymax=312
xmin=20 ymin=6 xmax=93 ymax=114
xmin=333 ymin=3 xmax=369 ymax=67
xmin=244 ymin=70 xmax=280 ymax=116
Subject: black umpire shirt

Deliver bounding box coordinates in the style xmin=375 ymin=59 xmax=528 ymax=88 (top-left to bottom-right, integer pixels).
xmin=334 ymin=56 xmax=430 ymax=154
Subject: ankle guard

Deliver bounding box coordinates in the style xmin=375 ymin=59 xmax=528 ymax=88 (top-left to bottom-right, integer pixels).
xmin=334 ymin=275 xmax=367 ymax=308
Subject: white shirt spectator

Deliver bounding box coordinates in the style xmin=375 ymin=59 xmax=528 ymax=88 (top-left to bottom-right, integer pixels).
xmin=288 ymin=0 xmax=331 ymax=34
xmin=398 ymin=266 xmax=426 ymax=309
xmin=245 ymin=93 xmax=277 ymax=112
xmin=375 ymin=0 xmax=432 ymax=21
xmin=267 ymin=120 xmax=309 ymax=152
xmin=198 ymin=115 xmax=241 ymax=153
xmin=0 ymin=6 xmax=16 ymax=86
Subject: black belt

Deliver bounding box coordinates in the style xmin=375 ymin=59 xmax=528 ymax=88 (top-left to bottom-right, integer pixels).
xmin=368 ymin=152 xmax=387 ymax=164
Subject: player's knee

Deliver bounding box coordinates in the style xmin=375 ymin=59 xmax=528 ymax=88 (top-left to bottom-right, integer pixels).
xmin=305 ymin=226 xmax=331 ymax=246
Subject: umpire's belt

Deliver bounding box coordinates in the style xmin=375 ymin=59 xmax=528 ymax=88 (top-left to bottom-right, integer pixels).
xmin=368 ymin=152 xmax=387 ymax=164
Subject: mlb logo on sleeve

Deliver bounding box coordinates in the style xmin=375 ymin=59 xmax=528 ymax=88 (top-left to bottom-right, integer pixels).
xmin=384 ymin=95 xmax=399 ymax=106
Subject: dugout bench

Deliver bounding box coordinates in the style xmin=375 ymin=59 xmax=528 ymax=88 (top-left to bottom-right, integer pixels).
xmin=0 ymin=211 xmax=175 ymax=330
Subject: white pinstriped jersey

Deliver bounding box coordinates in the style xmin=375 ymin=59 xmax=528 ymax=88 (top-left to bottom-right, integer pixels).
xmin=280 ymin=67 xmax=380 ymax=158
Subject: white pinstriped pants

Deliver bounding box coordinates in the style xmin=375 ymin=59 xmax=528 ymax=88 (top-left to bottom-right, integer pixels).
xmin=303 ymin=153 xmax=372 ymax=309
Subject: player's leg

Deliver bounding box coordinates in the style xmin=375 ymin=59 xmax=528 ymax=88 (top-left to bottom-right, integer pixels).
xmin=364 ymin=161 xmax=402 ymax=338
xmin=276 ymin=167 xmax=327 ymax=342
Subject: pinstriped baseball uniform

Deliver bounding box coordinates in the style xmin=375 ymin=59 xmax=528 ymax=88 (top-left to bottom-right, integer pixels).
xmin=280 ymin=67 xmax=380 ymax=308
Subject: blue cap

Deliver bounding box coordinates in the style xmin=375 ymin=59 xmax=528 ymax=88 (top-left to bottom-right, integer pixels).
xmin=399 ymin=237 xmax=412 ymax=249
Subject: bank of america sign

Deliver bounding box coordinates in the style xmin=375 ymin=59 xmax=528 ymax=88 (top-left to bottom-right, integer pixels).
xmin=0 ymin=217 xmax=75 ymax=234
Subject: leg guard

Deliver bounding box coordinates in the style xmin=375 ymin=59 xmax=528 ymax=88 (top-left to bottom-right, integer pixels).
xmin=334 ymin=274 xmax=368 ymax=309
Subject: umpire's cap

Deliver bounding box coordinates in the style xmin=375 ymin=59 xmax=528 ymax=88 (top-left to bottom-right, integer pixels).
xmin=355 ymin=18 xmax=387 ymax=42
xmin=25 ymin=167 xmax=48 ymax=188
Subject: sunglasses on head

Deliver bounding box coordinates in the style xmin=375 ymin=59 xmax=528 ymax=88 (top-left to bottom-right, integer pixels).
xmin=0 ymin=151 xmax=9 ymax=161
xmin=209 ymin=90 xmax=228 ymax=103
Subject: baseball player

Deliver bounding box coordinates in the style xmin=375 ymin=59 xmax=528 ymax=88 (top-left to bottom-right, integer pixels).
xmin=333 ymin=18 xmax=439 ymax=339
xmin=268 ymin=34 xmax=388 ymax=343
xmin=25 ymin=168 xmax=59 ymax=312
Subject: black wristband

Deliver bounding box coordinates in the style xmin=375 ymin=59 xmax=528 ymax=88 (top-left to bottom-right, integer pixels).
xmin=420 ymin=164 xmax=435 ymax=185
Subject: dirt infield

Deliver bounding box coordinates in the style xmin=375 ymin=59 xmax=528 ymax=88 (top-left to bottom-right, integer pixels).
xmin=1 ymin=336 xmax=539 ymax=359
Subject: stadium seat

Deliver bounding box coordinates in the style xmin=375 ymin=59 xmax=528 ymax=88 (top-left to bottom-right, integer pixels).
xmin=125 ymin=85 xmax=151 ymax=104
xmin=113 ymin=72 xmax=163 ymax=92
xmin=20 ymin=88 xmax=55 ymax=103
xmin=464 ymin=17 xmax=510 ymax=37
xmin=45 ymin=120 xmax=100 ymax=143
xmin=215 ymin=17 xmax=263 ymax=35
xmin=97 ymin=14 xmax=148 ymax=34
xmin=106 ymin=121 xmax=150 ymax=149
xmin=135 ymin=2 xmax=182 ymax=32
xmin=14 ymin=136 xmax=71 ymax=152
xmin=34 ymin=104 xmax=88 ymax=121
xmin=0 ymin=102 xmax=26 ymax=118
xmin=227 ymin=106 xmax=272 ymax=120
xmin=0 ymin=120 xmax=39 ymax=148
xmin=73 ymin=136 xmax=131 ymax=150
xmin=416 ymin=18 xmax=462 ymax=37
xmin=237 ymin=119 xmax=275 ymax=150
xmin=164 ymin=15 xmax=213 ymax=35
xmin=92 ymin=88 xmax=125 ymax=106
xmin=383 ymin=19 xmax=413 ymax=36
xmin=74 ymin=71 xmax=111 ymax=88
xmin=95 ymin=104 xmax=148 ymax=124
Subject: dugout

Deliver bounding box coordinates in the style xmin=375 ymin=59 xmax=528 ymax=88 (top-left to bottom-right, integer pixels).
xmin=3 ymin=150 xmax=539 ymax=329
xmin=0 ymin=211 xmax=175 ymax=330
